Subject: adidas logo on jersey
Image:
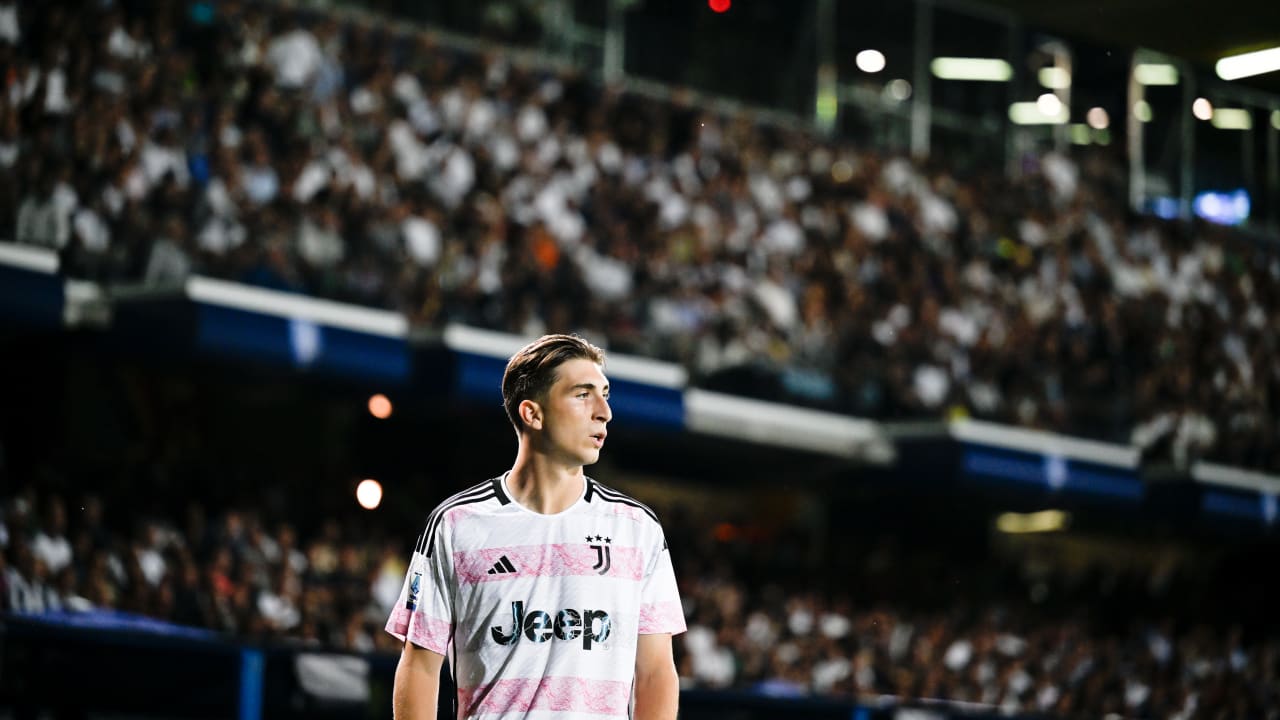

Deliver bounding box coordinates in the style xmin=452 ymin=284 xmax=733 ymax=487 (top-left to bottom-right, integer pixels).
xmin=490 ymin=601 xmax=612 ymax=649
xmin=486 ymin=556 xmax=518 ymax=575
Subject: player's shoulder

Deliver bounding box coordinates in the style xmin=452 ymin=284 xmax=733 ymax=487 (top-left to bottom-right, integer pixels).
xmin=414 ymin=478 xmax=507 ymax=555
xmin=426 ymin=477 xmax=508 ymax=521
xmin=584 ymin=476 xmax=662 ymax=527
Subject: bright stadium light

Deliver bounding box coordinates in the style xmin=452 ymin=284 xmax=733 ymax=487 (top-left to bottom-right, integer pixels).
xmin=1134 ymin=63 xmax=1179 ymax=86
xmin=1009 ymin=100 xmax=1067 ymax=125
xmin=1086 ymin=106 xmax=1110 ymax=130
xmin=856 ymin=49 xmax=887 ymax=73
xmin=1134 ymin=100 xmax=1153 ymax=123
xmin=1038 ymin=67 xmax=1071 ymax=89
xmin=996 ymin=510 xmax=1069 ymax=534
xmin=1216 ymin=46 xmax=1280 ymax=81
xmin=1195 ymin=189 xmax=1251 ymax=226
xmin=885 ymin=78 xmax=912 ymax=101
xmin=930 ymin=57 xmax=1013 ymax=82
xmin=368 ymin=393 xmax=393 ymax=419
xmin=1036 ymin=93 xmax=1063 ymax=117
xmin=356 ymin=479 xmax=383 ymax=510
xmin=1192 ymin=97 xmax=1214 ymax=121
xmin=1211 ymin=108 xmax=1253 ymax=130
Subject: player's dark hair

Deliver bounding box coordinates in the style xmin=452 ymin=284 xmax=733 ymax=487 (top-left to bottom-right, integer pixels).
xmin=502 ymin=334 xmax=606 ymax=432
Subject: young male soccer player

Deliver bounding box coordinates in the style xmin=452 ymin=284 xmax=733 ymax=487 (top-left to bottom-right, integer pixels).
xmin=387 ymin=334 xmax=686 ymax=719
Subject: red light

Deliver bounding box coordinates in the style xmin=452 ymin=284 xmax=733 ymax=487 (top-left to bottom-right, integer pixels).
xmin=709 ymin=0 xmax=730 ymax=13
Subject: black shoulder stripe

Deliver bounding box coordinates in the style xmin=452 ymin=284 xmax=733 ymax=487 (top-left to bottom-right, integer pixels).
xmin=593 ymin=483 xmax=653 ymax=513
xmin=417 ymin=482 xmax=497 ymax=557
xmin=421 ymin=483 xmax=493 ymax=538
xmin=590 ymin=482 xmax=659 ymax=523
xmin=418 ymin=483 xmax=493 ymax=546
xmin=597 ymin=494 xmax=659 ymax=524
xmin=491 ymin=475 xmax=511 ymax=505
xmin=421 ymin=490 xmax=494 ymax=557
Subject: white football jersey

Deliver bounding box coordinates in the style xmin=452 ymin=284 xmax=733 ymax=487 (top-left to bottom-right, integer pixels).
xmin=386 ymin=474 xmax=687 ymax=719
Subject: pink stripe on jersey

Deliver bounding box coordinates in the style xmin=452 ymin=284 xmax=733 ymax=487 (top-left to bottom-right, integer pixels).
xmin=638 ymin=601 xmax=687 ymax=634
xmin=454 ymin=544 xmax=643 ymax=584
xmin=385 ymin=607 xmax=452 ymax=654
xmin=458 ymin=677 xmax=631 ymax=716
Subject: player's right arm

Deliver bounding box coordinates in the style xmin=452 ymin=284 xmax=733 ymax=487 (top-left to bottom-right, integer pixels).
xmin=393 ymin=642 xmax=445 ymax=720
xmin=387 ymin=497 xmax=466 ymax=720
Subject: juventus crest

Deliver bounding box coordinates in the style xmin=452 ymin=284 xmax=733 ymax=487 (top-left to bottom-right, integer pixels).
xmin=586 ymin=535 xmax=611 ymax=575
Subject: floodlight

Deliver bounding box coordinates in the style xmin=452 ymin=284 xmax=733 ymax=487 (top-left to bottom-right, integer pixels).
xmin=1008 ymin=101 xmax=1067 ymax=125
xmin=856 ymin=49 xmax=886 ymax=73
xmin=1086 ymin=107 xmax=1109 ymax=130
xmin=1216 ymin=47 xmax=1280 ymax=81
xmin=931 ymin=57 xmax=1013 ymax=81
xmin=1211 ymin=108 xmax=1252 ymax=130
xmin=1134 ymin=63 xmax=1178 ymax=86
xmin=1038 ymin=67 xmax=1070 ymax=89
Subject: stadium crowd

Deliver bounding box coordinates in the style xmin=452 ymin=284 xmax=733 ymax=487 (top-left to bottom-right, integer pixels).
xmin=2 ymin=0 xmax=1278 ymax=472
xmin=2 ymin=487 xmax=1277 ymax=718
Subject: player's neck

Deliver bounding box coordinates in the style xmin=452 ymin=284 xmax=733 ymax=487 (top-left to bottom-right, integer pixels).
xmin=506 ymin=449 xmax=586 ymax=515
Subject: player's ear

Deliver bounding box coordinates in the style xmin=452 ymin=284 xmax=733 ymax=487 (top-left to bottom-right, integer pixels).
xmin=519 ymin=399 xmax=543 ymax=430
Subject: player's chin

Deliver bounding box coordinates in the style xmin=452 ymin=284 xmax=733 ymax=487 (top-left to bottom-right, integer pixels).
xmin=579 ymin=448 xmax=603 ymax=466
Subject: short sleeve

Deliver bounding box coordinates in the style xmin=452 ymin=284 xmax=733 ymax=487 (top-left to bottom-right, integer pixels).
xmin=385 ymin=520 xmax=455 ymax=654
xmin=637 ymin=526 xmax=686 ymax=635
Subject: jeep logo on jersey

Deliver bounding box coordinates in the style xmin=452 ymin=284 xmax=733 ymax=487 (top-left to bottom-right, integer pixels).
xmin=490 ymin=601 xmax=612 ymax=649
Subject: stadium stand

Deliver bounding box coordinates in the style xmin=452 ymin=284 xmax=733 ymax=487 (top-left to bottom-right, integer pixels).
xmin=3 ymin=474 xmax=1278 ymax=718
xmin=2 ymin=0 xmax=1277 ymax=474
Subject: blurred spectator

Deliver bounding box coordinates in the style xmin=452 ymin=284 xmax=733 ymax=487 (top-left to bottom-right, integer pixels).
xmin=276 ymin=522 xmax=308 ymax=576
xmin=15 ymin=170 xmax=68 ymax=248
xmin=32 ymin=494 xmax=71 ymax=575
xmin=143 ymin=215 xmax=194 ymax=285
xmin=55 ymin=566 xmax=92 ymax=611
xmin=257 ymin=566 xmax=301 ymax=632
xmin=0 ymin=2 xmax=19 ymax=46
xmin=132 ymin=520 xmax=168 ymax=588
xmin=6 ymin=539 xmax=60 ymax=613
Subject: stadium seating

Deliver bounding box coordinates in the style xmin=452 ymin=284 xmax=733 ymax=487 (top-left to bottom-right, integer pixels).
xmin=3 ymin=0 xmax=1276 ymax=474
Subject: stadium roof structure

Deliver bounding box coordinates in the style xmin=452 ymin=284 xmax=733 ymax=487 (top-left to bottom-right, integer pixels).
xmin=985 ymin=0 xmax=1280 ymax=93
